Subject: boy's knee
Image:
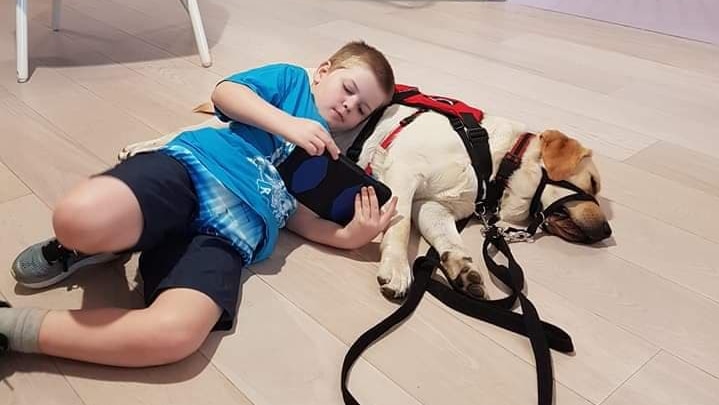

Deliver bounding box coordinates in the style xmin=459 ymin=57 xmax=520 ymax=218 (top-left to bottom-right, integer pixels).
xmin=52 ymin=194 xmax=102 ymax=247
xmin=149 ymin=313 xmax=210 ymax=364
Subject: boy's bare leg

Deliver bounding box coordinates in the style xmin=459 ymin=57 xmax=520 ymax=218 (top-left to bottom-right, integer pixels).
xmin=37 ymin=288 xmax=222 ymax=367
xmin=52 ymin=175 xmax=144 ymax=253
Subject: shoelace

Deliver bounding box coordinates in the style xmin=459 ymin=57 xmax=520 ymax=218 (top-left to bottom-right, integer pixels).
xmin=40 ymin=240 xmax=76 ymax=272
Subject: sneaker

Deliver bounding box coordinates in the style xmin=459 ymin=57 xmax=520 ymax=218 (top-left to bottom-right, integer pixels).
xmin=11 ymin=239 xmax=131 ymax=289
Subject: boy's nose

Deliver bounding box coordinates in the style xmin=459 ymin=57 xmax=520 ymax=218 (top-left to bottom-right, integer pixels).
xmin=343 ymin=96 xmax=358 ymax=111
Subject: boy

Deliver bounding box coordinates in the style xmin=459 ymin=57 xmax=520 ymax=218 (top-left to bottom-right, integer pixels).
xmin=0 ymin=41 xmax=397 ymax=367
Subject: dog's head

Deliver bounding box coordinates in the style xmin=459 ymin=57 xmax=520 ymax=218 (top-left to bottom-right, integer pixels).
xmin=537 ymin=130 xmax=611 ymax=244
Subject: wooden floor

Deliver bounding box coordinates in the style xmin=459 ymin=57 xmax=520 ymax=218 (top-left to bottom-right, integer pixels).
xmin=2 ymin=1 xmax=719 ymax=404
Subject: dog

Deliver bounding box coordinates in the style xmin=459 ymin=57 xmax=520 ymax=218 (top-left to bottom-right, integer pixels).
xmin=120 ymin=102 xmax=611 ymax=300
xmin=354 ymin=103 xmax=611 ymax=299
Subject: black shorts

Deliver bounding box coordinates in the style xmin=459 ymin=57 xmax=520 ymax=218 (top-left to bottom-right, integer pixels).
xmin=101 ymin=152 xmax=244 ymax=330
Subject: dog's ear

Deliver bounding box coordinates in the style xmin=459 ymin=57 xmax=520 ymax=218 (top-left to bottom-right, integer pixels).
xmin=192 ymin=101 xmax=215 ymax=115
xmin=540 ymin=130 xmax=592 ymax=181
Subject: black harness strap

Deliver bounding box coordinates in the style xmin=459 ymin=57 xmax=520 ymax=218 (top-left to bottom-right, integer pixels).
xmin=484 ymin=133 xmax=534 ymax=212
xmin=347 ymin=104 xmax=387 ymax=163
xmin=449 ymin=114 xmax=492 ymax=188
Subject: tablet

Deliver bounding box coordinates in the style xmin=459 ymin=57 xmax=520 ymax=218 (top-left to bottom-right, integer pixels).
xmin=278 ymin=147 xmax=392 ymax=226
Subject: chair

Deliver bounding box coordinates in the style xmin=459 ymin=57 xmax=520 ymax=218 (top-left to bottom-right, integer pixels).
xmin=15 ymin=0 xmax=212 ymax=83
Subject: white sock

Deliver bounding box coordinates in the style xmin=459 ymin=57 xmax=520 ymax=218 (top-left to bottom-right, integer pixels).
xmin=0 ymin=307 xmax=49 ymax=353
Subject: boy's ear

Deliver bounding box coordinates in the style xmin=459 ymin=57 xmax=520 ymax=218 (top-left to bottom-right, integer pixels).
xmin=313 ymin=60 xmax=332 ymax=85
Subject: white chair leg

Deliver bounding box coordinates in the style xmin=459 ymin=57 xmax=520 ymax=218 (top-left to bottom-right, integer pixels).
xmin=182 ymin=0 xmax=212 ymax=67
xmin=52 ymin=0 xmax=62 ymax=31
xmin=16 ymin=0 xmax=28 ymax=83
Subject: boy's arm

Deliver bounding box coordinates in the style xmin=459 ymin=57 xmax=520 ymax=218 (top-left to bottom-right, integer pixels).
xmin=286 ymin=187 xmax=398 ymax=250
xmin=212 ymin=82 xmax=340 ymax=158
xmin=285 ymin=204 xmax=357 ymax=249
xmin=212 ymin=82 xmax=292 ymax=138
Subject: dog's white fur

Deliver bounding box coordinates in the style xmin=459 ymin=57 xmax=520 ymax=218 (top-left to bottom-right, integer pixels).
xmin=354 ymin=104 xmax=604 ymax=299
xmin=356 ymin=105 xmax=526 ymax=297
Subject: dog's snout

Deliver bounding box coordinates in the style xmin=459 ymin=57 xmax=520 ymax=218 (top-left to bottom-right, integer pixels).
xmin=586 ymin=222 xmax=612 ymax=243
xmin=601 ymin=222 xmax=612 ymax=238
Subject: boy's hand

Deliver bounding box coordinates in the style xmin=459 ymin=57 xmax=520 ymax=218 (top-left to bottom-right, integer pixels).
xmin=284 ymin=117 xmax=340 ymax=159
xmin=343 ymin=187 xmax=398 ymax=245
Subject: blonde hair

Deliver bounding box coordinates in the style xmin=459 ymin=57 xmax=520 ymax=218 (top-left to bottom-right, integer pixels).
xmin=327 ymin=41 xmax=395 ymax=103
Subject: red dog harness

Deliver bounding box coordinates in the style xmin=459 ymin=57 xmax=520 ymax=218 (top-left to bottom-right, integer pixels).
xmin=352 ymin=84 xmax=489 ymax=177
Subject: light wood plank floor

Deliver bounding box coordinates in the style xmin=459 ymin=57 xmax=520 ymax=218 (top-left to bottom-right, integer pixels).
xmin=2 ymin=1 xmax=719 ymax=404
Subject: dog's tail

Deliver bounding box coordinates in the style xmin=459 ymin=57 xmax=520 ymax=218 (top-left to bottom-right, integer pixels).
xmin=193 ymin=101 xmax=214 ymax=115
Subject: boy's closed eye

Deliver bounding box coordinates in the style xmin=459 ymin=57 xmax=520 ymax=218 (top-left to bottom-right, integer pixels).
xmin=343 ymin=81 xmax=370 ymax=115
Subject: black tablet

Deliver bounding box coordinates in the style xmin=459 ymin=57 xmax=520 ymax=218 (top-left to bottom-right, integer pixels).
xmin=278 ymin=147 xmax=392 ymax=226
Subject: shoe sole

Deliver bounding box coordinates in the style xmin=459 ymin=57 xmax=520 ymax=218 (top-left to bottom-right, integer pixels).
xmin=12 ymin=252 xmax=132 ymax=289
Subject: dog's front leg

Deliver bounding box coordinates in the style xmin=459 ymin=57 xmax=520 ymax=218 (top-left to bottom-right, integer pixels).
xmin=414 ymin=200 xmax=487 ymax=299
xmin=376 ymin=172 xmax=419 ymax=299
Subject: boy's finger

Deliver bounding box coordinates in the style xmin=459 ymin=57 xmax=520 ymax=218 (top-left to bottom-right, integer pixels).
xmin=325 ymin=138 xmax=340 ymax=160
xmin=363 ymin=187 xmax=374 ymax=216
xmin=354 ymin=193 xmax=362 ymax=217
xmin=380 ymin=196 xmax=399 ymax=223
xmin=304 ymin=142 xmax=318 ymax=156
xmin=327 ymin=140 xmax=340 ymax=160
xmin=318 ymin=127 xmax=338 ymax=151
xmin=310 ymin=137 xmax=325 ymax=156
xmin=367 ymin=186 xmax=378 ymax=217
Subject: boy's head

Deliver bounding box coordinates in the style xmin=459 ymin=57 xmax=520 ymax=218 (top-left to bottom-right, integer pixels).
xmin=312 ymin=41 xmax=395 ymax=132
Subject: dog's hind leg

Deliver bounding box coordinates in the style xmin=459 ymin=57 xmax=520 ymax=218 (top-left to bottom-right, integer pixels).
xmin=376 ymin=172 xmax=419 ymax=299
xmin=414 ymin=200 xmax=487 ymax=299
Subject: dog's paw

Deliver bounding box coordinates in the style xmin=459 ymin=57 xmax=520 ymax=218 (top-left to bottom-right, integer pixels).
xmin=440 ymin=251 xmax=487 ymax=300
xmin=376 ymin=259 xmax=393 ymax=286
xmin=376 ymin=258 xmax=412 ymax=300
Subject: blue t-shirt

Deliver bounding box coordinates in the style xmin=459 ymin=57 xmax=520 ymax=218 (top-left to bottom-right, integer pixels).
xmin=162 ymin=63 xmax=328 ymax=263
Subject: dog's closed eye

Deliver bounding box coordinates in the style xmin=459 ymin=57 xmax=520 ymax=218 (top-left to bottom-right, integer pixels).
xmin=590 ymin=176 xmax=599 ymax=195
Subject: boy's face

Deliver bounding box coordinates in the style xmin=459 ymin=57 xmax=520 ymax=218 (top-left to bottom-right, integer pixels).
xmin=312 ymin=61 xmax=388 ymax=132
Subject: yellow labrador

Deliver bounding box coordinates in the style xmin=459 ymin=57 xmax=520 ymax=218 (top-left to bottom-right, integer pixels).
xmin=121 ymin=102 xmax=611 ymax=300
xmin=353 ymin=104 xmax=610 ymax=299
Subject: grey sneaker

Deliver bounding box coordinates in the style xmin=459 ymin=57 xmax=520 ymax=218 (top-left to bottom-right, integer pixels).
xmin=11 ymin=239 xmax=131 ymax=289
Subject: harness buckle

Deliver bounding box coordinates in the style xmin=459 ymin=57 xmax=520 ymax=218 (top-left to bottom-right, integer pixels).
xmin=400 ymin=108 xmax=427 ymax=126
xmin=534 ymin=210 xmax=546 ymax=225
xmin=466 ymin=126 xmax=488 ymax=143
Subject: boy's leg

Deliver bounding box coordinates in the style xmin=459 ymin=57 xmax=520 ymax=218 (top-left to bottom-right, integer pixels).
xmin=54 ymin=151 xmax=196 ymax=254
xmin=12 ymin=152 xmax=197 ymax=288
xmin=10 ymin=176 xmax=141 ymax=289
xmin=36 ymin=288 xmax=221 ymax=367
xmin=1 ymin=233 xmax=244 ymax=366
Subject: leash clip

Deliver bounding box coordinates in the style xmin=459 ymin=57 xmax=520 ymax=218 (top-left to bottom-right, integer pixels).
xmin=474 ymin=203 xmax=498 ymax=227
xmin=501 ymin=229 xmax=535 ymax=243
xmin=481 ymin=223 xmax=534 ymax=243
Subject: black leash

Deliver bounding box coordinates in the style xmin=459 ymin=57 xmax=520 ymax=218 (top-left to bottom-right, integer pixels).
xmin=341 ymin=90 xmax=590 ymax=404
xmin=341 ymin=216 xmax=574 ymax=405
